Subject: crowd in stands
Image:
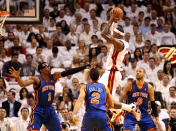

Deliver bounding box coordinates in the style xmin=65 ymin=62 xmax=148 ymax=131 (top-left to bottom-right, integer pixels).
xmin=0 ymin=0 xmax=176 ymax=131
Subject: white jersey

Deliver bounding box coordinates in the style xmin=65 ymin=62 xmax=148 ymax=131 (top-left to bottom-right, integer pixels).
xmin=105 ymin=39 xmax=129 ymax=71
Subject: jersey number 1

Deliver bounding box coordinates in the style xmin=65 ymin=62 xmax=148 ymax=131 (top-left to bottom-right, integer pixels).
xmin=48 ymin=92 xmax=51 ymax=101
xmin=91 ymin=93 xmax=100 ymax=104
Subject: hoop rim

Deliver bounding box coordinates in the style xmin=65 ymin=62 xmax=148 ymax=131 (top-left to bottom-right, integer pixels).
xmin=0 ymin=11 xmax=9 ymax=16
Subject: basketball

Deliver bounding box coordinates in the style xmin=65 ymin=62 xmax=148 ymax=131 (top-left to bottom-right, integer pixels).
xmin=110 ymin=7 xmax=123 ymax=20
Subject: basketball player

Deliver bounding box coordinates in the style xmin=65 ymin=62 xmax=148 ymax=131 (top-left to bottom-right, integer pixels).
xmin=120 ymin=68 xmax=158 ymax=131
xmin=72 ymin=68 xmax=114 ymax=131
xmin=99 ymin=9 xmax=139 ymax=115
xmin=9 ymin=62 xmax=89 ymax=131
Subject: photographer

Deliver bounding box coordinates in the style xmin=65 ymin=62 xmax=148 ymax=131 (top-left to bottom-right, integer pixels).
xmin=169 ymin=108 xmax=176 ymax=131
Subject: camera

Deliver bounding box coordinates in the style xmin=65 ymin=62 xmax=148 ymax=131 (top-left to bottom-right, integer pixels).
xmin=61 ymin=122 xmax=70 ymax=129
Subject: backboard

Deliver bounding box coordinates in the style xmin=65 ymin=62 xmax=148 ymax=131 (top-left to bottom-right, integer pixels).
xmin=0 ymin=0 xmax=43 ymax=24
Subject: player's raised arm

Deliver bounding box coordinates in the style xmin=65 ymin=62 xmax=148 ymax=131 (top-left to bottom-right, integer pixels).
xmin=52 ymin=64 xmax=89 ymax=82
xmin=73 ymin=84 xmax=86 ymax=115
xmin=148 ymin=83 xmax=158 ymax=117
xmin=9 ymin=67 xmax=39 ymax=87
xmin=105 ymin=85 xmax=114 ymax=109
xmin=101 ymin=8 xmax=124 ymax=52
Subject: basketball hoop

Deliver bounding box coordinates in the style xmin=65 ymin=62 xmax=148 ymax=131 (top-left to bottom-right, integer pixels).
xmin=0 ymin=11 xmax=9 ymax=36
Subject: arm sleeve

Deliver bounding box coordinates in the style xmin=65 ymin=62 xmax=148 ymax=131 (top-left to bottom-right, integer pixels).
xmin=151 ymin=101 xmax=158 ymax=117
xmin=61 ymin=64 xmax=89 ymax=77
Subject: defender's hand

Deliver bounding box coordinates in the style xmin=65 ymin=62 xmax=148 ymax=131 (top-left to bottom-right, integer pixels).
xmin=9 ymin=67 xmax=21 ymax=79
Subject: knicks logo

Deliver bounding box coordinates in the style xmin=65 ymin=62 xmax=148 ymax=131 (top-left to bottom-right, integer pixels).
xmin=159 ymin=47 xmax=176 ymax=64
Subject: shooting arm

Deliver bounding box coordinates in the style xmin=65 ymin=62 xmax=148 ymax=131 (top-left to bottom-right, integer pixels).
xmin=105 ymin=86 xmax=114 ymax=109
xmin=101 ymin=21 xmax=124 ymax=51
xmin=73 ymin=85 xmax=86 ymax=115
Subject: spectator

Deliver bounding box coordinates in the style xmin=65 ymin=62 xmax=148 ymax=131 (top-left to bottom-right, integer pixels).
xmin=160 ymin=23 xmax=176 ymax=45
xmin=146 ymin=57 xmax=158 ymax=83
xmin=60 ymin=40 xmax=77 ymax=68
xmin=48 ymin=18 xmax=57 ymax=39
xmin=26 ymin=38 xmax=38 ymax=55
xmin=38 ymin=24 xmax=48 ymax=42
xmin=0 ymin=77 xmax=7 ymax=106
xmin=155 ymin=70 xmax=164 ymax=88
xmin=156 ymin=18 xmax=164 ymax=33
xmin=134 ymin=48 xmax=143 ymax=62
xmin=139 ymin=17 xmax=151 ymax=35
xmin=7 ymin=36 xmax=26 ymax=57
xmin=53 ymin=24 xmax=66 ymax=46
xmin=22 ymin=54 xmax=36 ymax=76
xmin=97 ymin=45 xmax=108 ymax=69
xmin=145 ymin=24 xmax=161 ymax=46
xmin=2 ymin=53 xmax=22 ymax=77
xmin=4 ymin=32 xmax=15 ymax=49
xmin=42 ymin=39 xmax=54 ymax=61
xmin=156 ymin=101 xmax=169 ymax=130
xmin=158 ymin=74 xmax=172 ymax=99
xmin=60 ymin=20 xmax=70 ymax=35
xmin=165 ymin=86 xmax=176 ymax=110
xmin=59 ymin=91 xmax=73 ymax=111
xmin=47 ymin=46 xmax=63 ymax=68
xmin=26 ymin=93 xmax=35 ymax=114
xmin=150 ymin=10 xmax=158 ymax=25
xmin=0 ymin=48 xmax=10 ymax=63
xmin=134 ymin=34 xmax=145 ymax=49
xmin=21 ymin=24 xmax=30 ymax=45
xmin=76 ymin=40 xmax=89 ymax=59
xmin=33 ymin=46 xmax=45 ymax=67
xmin=70 ymin=78 xmax=80 ymax=98
xmin=66 ymin=25 xmax=78 ymax=46
xmin=163 ymin=61 xmax=174 ymax=79
xmin=137 ymin=52 xmax=149 ymax=69
xmin=43 ymin=8 xmax=51 ymax=28
xmin=79 ymin=23 xmax=94 ymax=46
xmin=15 ymin=107 xmax=29 ymax=131
xmin=19 ymin=87 xmax=29 ymax=108
xmin=137 ymin=11 xmax=144 ymax=26
xmin=2 ymin=91 xmax=21 ymax=117
xmin=50 ymin=3 xmax=59 ymax=19
xmin=168 ymin=108 xmax=176 ymax=131
xmin=123 ymin=17 xmax=133 ymax=34
xmin=125 ymin=58 xmax=137 ymax=77
xmin=0 ymin=107 xmax=14 ymax=131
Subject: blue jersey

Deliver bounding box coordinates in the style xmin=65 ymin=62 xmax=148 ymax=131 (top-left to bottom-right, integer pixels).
xmin=127 ymin=80 xmax=149 ymax=114
xmin=85 ymin=83 xmax=106 ymax=112
xmin=34 ymin=75 xmax=55 ymax=107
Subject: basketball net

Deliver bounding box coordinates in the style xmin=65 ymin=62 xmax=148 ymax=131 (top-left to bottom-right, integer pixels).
xmin=0 ymin=11 xmax=9 ymax=36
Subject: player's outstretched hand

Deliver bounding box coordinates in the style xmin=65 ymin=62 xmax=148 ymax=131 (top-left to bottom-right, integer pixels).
xmin=9 ymin=67 xmax=21 ymax=78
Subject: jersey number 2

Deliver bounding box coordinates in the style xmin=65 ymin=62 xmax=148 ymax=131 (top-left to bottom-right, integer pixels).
xmin=48 ymin=92 xmax=51 ymax=101
xmin=91 ymin=93 xmax=100 ymax=104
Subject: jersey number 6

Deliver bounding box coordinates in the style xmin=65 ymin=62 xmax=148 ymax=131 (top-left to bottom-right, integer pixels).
xmin=137 ymin=97 xmax=143 ymax=105
xmin=91 ymin=93 xmax=100 ymax=104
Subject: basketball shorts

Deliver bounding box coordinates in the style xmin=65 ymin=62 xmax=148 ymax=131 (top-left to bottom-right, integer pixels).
xmin=81 ymin=110 xmax=113 ymax=131
xmin=123 ymin=113 xmax=156 ymax=131
xmin=26 ymin=105 xmax=62 ymax=131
